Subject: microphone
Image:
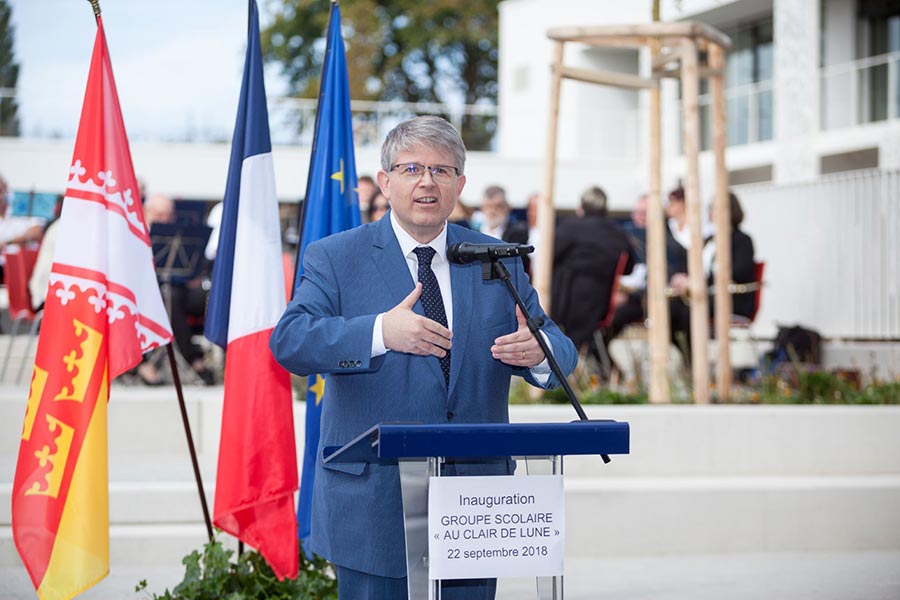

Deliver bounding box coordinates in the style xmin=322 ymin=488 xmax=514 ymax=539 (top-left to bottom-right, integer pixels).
xmin=446 ymin=242 xmax=534 ymax=264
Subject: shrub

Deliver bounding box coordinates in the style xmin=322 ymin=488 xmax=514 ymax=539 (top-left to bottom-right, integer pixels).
xmin=137 ymin=538 xmax=338 ymax=600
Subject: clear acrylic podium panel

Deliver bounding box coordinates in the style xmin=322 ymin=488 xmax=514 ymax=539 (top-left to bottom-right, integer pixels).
xmin=399 ymin=456 xmax=564 ymax=600
xmin=400 ymin=455 xmax=565 ymax=600
xmin=324 ymin=422 xmax=630 ymax=600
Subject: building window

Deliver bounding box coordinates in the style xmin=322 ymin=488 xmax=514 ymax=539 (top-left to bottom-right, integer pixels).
xmin=696 ymin=17 xmax=774 ymax=150
xmin=860 ymin=1 xmax=900 ymax=123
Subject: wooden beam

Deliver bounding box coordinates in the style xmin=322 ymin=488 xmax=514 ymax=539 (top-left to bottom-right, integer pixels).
xmin=699 ymin=67 xmax=724 ymax=79
xmin=680 ymin=39 xmax=711 ymax=404
xmin=647 ymin=40 xmax=671 ymax=404
xmin=557 ymin=65 xmax=657 ymax=89
xmin=536 ymin=41 xmax=565 ymax=313
xmin=709 ymin=44 xmax=732 ymax=401
xmin=578 ymin=35 xmax=651 ymax=48
xmin=652 ymin=48 xmax=682 ymax=71
xmin=547 ymin=21 xmax=732 ymax=50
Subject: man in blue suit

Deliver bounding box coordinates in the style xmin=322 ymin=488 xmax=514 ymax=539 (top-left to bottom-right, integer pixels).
xmin=271 ymin=116 xmax=577 ymax=599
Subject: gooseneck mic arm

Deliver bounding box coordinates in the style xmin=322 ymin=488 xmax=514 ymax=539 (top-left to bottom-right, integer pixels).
xmin=447 ymin=243 xmax=610 ymax=464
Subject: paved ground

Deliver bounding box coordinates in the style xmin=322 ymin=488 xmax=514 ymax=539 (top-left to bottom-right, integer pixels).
xmin=3 ymin=551 xmax=899 ymax=599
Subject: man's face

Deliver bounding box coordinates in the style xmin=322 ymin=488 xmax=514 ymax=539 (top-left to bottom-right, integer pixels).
xmin=633 ymin=196 xmax=648 ymax=227
xmin=480 ymin=194 xmax=509 ymax=229
xmin=377 ymin=145 xmax=465 ymax=243
xmin=357 ymin=179 xmax=377 ymax=209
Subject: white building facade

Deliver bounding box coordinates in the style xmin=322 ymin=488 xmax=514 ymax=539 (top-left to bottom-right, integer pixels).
xmin=2 ymin=0 xmax=897 ymax=358
xmin=497 ymin=0 xmax=900 ymax=363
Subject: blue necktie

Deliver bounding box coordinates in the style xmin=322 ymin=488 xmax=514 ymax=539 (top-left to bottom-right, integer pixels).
xmin=413 ymin=246 xmax=450 ymax=386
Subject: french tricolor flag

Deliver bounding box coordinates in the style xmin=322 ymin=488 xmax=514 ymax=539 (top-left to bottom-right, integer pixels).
xmin=204 ymin=0 xmax=298 ymax=579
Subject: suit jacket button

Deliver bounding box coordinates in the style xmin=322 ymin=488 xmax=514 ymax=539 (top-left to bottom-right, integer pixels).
xmin=447 ymin=411 xmax=454 ymax=421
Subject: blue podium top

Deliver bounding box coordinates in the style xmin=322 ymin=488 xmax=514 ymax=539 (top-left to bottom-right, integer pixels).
xmin=323 ymin=421 xmax=630 ymax=464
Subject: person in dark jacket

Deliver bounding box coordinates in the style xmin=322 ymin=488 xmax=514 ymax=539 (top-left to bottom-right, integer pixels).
xmin=669 ymin=191 xmax=756 ymax=364
xmin=551 ymin=185 xmax=634 ymax=359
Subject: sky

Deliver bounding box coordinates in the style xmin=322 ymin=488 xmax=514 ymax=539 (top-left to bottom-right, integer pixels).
xmin=8 ymin=0 xmax=287 ymax=142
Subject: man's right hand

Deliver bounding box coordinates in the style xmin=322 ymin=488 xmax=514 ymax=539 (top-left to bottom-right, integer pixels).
xmin=382 ymin=283 xmax=453 ymax=357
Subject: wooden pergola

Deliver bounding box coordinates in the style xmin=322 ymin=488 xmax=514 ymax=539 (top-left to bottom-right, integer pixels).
xmin=535 ymin=22 xmax=734 ymax=404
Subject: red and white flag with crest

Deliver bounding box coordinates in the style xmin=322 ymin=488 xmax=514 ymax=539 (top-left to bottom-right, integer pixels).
xmin=12 ymin=15 xmax=172 ymax=600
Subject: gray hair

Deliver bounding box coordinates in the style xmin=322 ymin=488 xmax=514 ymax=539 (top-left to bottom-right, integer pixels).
xmin=380 ymin=116 xmax=467 ymax=174
xmin=580 ymin=186 xmax=608 ymax=216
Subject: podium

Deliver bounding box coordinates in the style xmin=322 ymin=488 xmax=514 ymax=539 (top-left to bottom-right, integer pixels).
xmin=324 ymin=420 xmax=630 ymax=599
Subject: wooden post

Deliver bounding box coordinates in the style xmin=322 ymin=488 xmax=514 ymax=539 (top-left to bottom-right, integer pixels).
xmin=536 ymin=41 xmax=565 ymax=312
xmin=680 ymin=39 xmax=711 ymax=404
xmin=709 ymin=43 xmax=732 ymax=400
xmin=647 ymin=39 xmax=671 ymax=404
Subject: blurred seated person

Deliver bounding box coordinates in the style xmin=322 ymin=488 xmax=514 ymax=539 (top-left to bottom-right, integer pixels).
xmin=605 ymin=193 xmax=649 ymax=344
xmin=204 ymin=201 xmax=224 ymax=262
xmin=476 ymin=185 xmax=529 ymax=273
xmin=28 ymin=196 xmax=65 ymax=311
xmin=524 ymin=192 xmax=541 ymax=279
xmin=357 ymin=175 xmax=378 ymax=223
xmin=669 ymin=191 xmax=755 ymax=364
xmin=552 ymin=185 xmax=633 ymax=362
xmin=145 ymin=193 xmax=214 ymax=384
xmin=367 ymin=189 xmax=389 ymax=222
xmin=476 ymin=185 xmax=528 ymax=243
xmin=665 ymin=186 xmax=689 ymax=278
xmin=0 ymin=175 xmax=46 ymax=283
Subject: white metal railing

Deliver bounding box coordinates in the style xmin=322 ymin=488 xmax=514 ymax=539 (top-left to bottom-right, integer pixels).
xmin=821 ymin=51 xmax=900 ymax=130
xmin=679 ymin=79 xmax=775 ymax=150
xmin=734 ymin=168 xmax=900 ymax=340
xmin=268 ymin=97 xmax=497 ymax=148
xmin=1 ymin=87 xmax=498 ymax=149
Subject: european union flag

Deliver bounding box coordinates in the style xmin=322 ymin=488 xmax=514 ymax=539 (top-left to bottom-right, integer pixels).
xmin=294 ymin=2 xmax=361 ymax=553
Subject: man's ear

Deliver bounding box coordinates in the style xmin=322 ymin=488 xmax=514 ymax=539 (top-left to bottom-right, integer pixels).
xmin=456 ymin=173 xmax=466 ymax=198
xmin=376 ymin=170 xmax=390 ymax=199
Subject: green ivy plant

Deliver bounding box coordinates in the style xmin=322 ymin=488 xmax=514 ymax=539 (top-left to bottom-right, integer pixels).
xmin=136 ymin=538 xmax=338 ymax=600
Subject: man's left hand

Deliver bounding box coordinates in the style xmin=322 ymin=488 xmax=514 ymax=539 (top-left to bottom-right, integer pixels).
xmin=491 ymin=306 xmax=544 ymax=368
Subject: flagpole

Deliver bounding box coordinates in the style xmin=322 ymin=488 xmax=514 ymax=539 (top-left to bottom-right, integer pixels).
xmin=291 ymin=0 xmax=339 ymax=288
xmin=87 ymin=0 xmax=101 ymax=20
xmin=167 ymin=345 xmax=215 ymax=542
xmin=83 ymin=0 xmax=214 ymax=545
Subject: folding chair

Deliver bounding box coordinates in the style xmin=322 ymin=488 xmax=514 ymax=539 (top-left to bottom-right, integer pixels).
xmin=1 ymin=246 xmax=43 ymax=384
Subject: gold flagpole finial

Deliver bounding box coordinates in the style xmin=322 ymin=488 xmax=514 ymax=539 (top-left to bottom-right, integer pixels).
xmin=87 ymin=0 xmax=101 ymax=17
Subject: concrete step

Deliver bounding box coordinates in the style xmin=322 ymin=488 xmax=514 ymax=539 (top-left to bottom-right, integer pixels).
xmin=2 ymin=389 xmax=899 ymax=569
xmin=512 ymin=405 xmax=900 ymax=478
xmin=3 ymin=551 xmax=900 ymax=600
xmin=3 ymin=475 xmax=897 ymax=567
xmin=0 ymin=479 xmax=215 ymax=526
xmin=0 ymin=335 xmax=40 ymax=387
xmin=566 ymin=474 xmax=900 ymax=556
xmin=4 ymin=390 xmax=899 ymax=478
xmin=0 ymin=523 xmax=235 ymax=569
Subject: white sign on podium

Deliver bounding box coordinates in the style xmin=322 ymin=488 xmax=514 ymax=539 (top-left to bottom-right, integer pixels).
xmin=427 ymin=474 xmax=565 ymax=580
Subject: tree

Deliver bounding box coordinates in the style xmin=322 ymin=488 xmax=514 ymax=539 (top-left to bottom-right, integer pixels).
xmin=261 ymin=0 xmax=499 ymax=149
xmin=0 ymin=0 xmax=19 ymax=136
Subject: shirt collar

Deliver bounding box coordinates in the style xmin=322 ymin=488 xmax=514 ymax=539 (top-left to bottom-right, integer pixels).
xmin=390 ymin=210 xmax=448 ymax=265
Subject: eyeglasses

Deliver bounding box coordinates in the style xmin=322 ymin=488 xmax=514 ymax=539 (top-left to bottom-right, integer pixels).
xmin=389 ymin=162 xmax=459 ymax=184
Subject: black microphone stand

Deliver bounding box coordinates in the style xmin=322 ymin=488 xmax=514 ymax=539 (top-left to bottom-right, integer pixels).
xmin=483 ymin=258 xmax=611 ymax=464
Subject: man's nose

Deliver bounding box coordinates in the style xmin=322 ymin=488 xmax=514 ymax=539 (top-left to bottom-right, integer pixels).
xmin=417 ymin=169 xmax=437 ymax=186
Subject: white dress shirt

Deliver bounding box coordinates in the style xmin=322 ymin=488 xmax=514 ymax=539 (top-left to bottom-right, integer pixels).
xmin=371 ymin=213 xmax=551 ymax=382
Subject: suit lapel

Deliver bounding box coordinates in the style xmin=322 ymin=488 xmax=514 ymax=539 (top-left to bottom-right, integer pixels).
xmin=447 ymin=225 xmax=476 ymax=397
xmin=371 ymin=214 xmax=416 ymax=308
xmin=371 ymin=214 xmax=446 ymax=387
